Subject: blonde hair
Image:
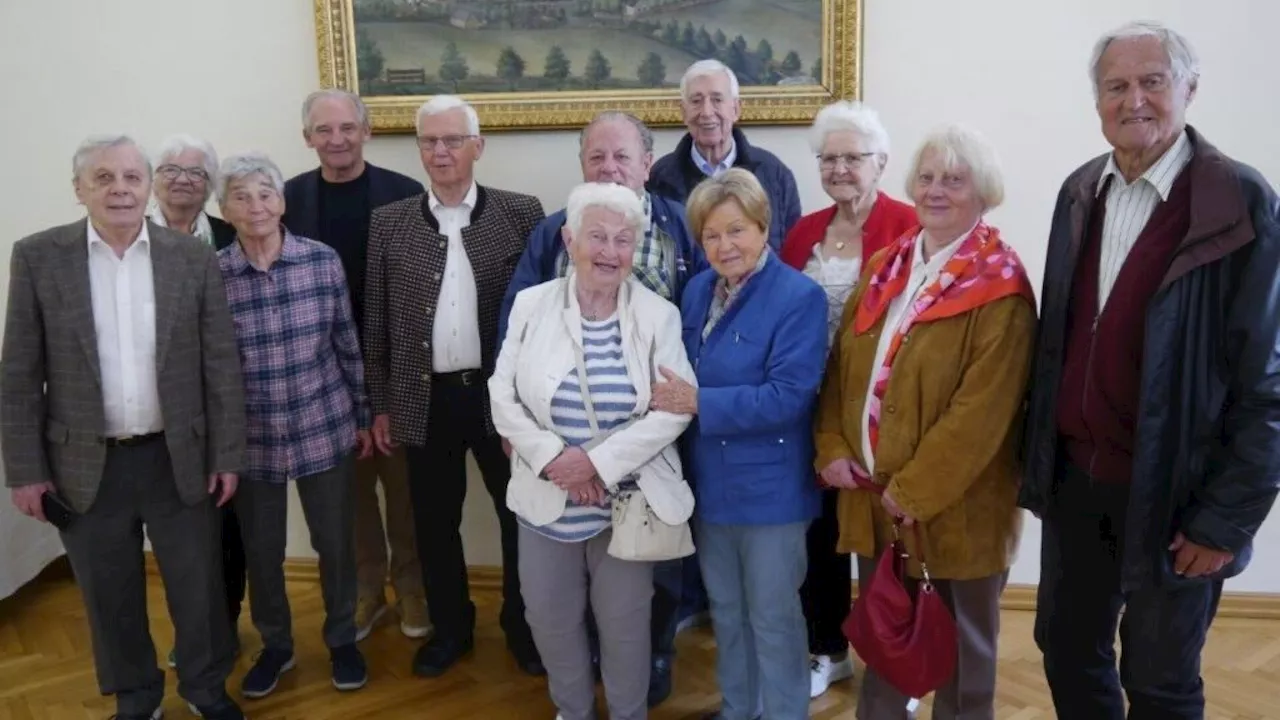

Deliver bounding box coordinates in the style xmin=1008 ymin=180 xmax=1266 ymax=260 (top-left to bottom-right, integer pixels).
xmin=685 ymin=168 xmax=771 ymax=242
xmin=903 ymin=125 xmax=1005 ymax=210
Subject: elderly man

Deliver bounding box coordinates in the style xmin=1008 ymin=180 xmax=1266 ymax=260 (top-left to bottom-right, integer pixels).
xmin=365 ymin=95 xmax=546 ymax=678
xmin=282 ymin=89 xmax=428 ymax=642
xmin=150 ymin=134 xmax=236 ymax=250
xmin=497 ymin=109 xmax=706 ymax=707
xmin=2 ymin=135 xmax=247 ymax=719
xmin=649 ymin=59 xmax=801 ymax=250
xmin=1020 ymin=22 xmax=1280 ymax=720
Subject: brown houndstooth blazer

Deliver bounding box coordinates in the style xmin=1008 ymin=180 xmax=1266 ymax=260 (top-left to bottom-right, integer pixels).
xmin=0 ymin=219 xmax=247 ymax=513
xmin=365 ymin=185 xmax=544 ymax=446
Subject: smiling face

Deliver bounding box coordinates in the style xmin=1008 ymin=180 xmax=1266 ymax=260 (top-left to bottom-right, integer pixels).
xmin=220 ymin=173 xmax=285 ymax=243
xmin=700 ymin=199 xmax=767 ymax=285
xmin=819 ymin=129 xmax=884 ymax=208
xmin=74 ymin=143 xmax=151 ymax=235
xmin=154 ymin=148 xmax=211 ymax=214
xmin=580 ymin=119 xmax=652 ymax=192
xmin=1096 ymin=35 xmax=1195 ymax=168
xmin=910 ymin=148 xmax=984 ymax=241
xmin=563 ymin=206 xmax=637 ymax=294
xmin=417 ymin=107 xmax=483 ymax=190
xmin=681 ymin=71 xmax=740 ymax=155
xmin=303 ymin=95 xmax=371 ymax=176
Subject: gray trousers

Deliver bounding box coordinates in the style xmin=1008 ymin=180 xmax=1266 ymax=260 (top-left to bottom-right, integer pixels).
xmin=698 ymin=520 xmax=810 ymax=720
xmin=518 ymin=524 xmax=654 ymax=720
xmin=60 ymin=439 xmax=234 ymax=715
xmin=855 ymin=555 xmax=1007 ymax=720
xmin=236 ymin=454 xmax=358 ymax=652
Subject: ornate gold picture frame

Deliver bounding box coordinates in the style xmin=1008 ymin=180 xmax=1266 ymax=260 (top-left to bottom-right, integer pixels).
xmin=314 ymin=0 xmax=862 ymax=133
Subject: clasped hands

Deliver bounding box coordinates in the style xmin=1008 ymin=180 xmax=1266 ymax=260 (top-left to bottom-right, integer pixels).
xmin=543 ymin=446 xmax=608 ymax=506
xmin=819 ymin=457 xmax=914 ymax=527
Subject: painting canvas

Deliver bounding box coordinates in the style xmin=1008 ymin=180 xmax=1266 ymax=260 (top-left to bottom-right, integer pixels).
xmin=314 ymin=0 xmax=862 ymax=131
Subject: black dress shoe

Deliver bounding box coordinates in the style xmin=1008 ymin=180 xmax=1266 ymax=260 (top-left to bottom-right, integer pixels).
xmin=647 ymin=656 xmax=672 ymax=708
xmin=193 ymin=694 xmax=246 ymax=719
xmin=412 ymin=635 xmax=474 ymax=677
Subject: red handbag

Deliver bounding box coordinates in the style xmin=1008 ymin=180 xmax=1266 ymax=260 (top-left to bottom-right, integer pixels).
xmin=841 ymin=480 xmax=958 ymax=699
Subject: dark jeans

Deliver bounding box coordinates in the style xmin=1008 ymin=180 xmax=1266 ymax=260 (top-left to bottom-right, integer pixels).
xmin=404 ymin=374 xmax=533 ymax=652
xmin=800 ymin=489 xmax=851 ymax=657
xmin=1034 ymin=464 xmax=1223 ymax=720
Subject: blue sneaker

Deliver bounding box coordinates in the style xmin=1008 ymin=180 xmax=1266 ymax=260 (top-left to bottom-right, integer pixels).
xmin=330 ymin=643 xmax=368 ymax=691
xmin=240 ymin=647 xmax=295 ymax=698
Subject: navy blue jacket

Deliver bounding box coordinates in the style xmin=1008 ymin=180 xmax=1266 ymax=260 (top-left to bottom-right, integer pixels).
xmin=648 ymin=127 xmax=801 ymax=251
xmin=680 ymin=254 xmax=827 ymax=526
xmin=496 ymin=192 xmax=707 ymax=346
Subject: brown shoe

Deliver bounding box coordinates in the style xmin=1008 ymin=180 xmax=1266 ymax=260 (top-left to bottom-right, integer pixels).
xmin=398 ymin=594 xmax=433 ymax=639
xmin=355 ymin=594 xmax=388 ymax=642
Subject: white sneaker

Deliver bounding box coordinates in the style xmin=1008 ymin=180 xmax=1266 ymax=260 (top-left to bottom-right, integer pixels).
xmin=906 ymin=697 xmax=921 ymax=716
xmin=809 ymin=653 xmax=855 ymax=698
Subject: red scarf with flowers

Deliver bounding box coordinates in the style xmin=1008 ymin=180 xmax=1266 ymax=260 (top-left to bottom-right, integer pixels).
xmin=853 ymin=223 xmax=1035 ymax=472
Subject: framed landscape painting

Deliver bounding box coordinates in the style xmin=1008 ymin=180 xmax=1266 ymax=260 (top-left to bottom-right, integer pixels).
xmin=314 ymin=0 xmax=863 ymax=132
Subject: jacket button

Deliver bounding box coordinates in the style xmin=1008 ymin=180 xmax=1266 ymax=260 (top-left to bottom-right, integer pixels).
xmin=886 ymin=405 xmax=896 ymax=414
xmin=439 ymin=241 xmax=446 ymax=249
xmin=902 ymin=334 xmax=910 ymax=343
xmin=422 ymin=373 xmax=430 ymax=381
xmin=721 ymin=440 xmax=726 ymax=446
xmin=434 ymin=272 xmax=442 ymax=281
xmin=778 ymin=438 xmax=784 ymax=443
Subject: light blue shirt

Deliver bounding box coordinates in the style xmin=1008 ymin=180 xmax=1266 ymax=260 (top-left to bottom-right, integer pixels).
xmin=691 ymin=139 xmax=737 ymax=177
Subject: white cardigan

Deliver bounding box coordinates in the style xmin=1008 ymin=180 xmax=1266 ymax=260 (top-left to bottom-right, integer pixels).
xmin=489 ymin=274 xmax=697 ymax=528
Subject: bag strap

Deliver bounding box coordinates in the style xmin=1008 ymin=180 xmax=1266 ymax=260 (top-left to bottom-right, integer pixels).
xmin=850 ymin=470 xmax=934 ymax=586
xmin=572 ymin=341 xmax=600 ymax=436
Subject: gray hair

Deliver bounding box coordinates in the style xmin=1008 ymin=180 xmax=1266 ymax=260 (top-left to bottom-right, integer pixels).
xmin=155 ymin=134 xmax=220 ymax=200
xmin=301 ymin=89 xmax=369 ymax=131
xmin=579 ymin=111 xmax=655 ymax=156
xmin=72 ymin=134 xmax=152 ymax=180
xmin=415 ymin=95 xmax=480 ymax=136
xmin=904 ymin=125 xmax=1005 ymax=210
xmin=216 ymin=153 xmax=286 ymax=205
xmin=1089 ymin=21 xmax=1200 ymax=97
xmin=680 ymin=59 xmax=740 ymax=100
xmin=808 ymin=100 xmax=891 ymax=156
xmin=565 ymin=182 xmax=646 ymax=241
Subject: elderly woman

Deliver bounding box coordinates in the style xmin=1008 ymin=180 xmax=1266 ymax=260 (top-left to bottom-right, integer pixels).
xmin=814 ymin=126 xmax=1036 ymax=720
xmin=490 ymin=182 xmax=696 ymax=720
xmin=215 ymin=153 xmax=374 ymax=700
xmin=779 ymin=100 xmax=917 ymax=699
xmin=650 ymin=168 xmax=827 ymax=720
xmin=150 ymin=134 xmax=236 ymax=249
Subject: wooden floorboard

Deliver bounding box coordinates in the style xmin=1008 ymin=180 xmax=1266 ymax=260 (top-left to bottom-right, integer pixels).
xmin=2 ymin=560 xmax=1278 ymax=718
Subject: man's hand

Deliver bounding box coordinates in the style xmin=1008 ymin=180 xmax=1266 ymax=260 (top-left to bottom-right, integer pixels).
xmin=11 ymin=482 xmax=57 ymax=522
xmin=356 ymin=430 xmax=374 ymax=460
xmin=501 ymin=438 xmax=513 ymax=458
xmin=372 ymin=414 xmax=396 ymax=456
xmin=1170 ymin=532 xmax=1234 ymax=577
xmin=819 ymin=458 xmax=857 ymax=489
xmin=882 ymin=490 xmax=915 ymax=527
xmin=208 ymin=473 xmax=239 ymax=508
xmin=544 ymin=447 xmax=599 ymax=491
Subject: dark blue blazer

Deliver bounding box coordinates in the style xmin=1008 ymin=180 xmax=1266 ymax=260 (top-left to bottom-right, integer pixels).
xmin=680 ymin=253 xmax=827 ymax=526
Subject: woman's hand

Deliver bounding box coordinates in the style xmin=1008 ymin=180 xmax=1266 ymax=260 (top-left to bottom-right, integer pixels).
xmin=819 ymin=458 xmax=858 ymax=489
xmin=544 ymin=447 xmax=599 ymax=490
xmin=649 ymin=366 xmax=698 ymax=414
xmin=882 ymin=490 xmax=915 ymax=527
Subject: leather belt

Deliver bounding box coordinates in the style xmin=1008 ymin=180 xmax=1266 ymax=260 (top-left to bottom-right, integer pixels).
xmin=432 ymin=370 xmax=483 ymax=387
xmin=104 ymin=431 xmax=165 ymax=447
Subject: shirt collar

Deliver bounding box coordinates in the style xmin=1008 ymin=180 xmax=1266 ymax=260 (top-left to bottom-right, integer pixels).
xmin=428 ymin=181 xmax=478 ymax=215
xmin=911 ymin=221 xmax=976 ymax=275
xmin=691 ymin=139 xmax=737 ymax=177
xmin=1096 ymin=129 xmax=1192 ymax=201
xmin=87 ymin=218 xmax=150 ymax=254
xmin=224 ymin=226 xmax=304 ymax=275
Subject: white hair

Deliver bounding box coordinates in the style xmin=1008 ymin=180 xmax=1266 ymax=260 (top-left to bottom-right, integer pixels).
xmin=301 ymin=88 xmax=369 ymax=131
xmin=808 ymin=101 xmax=891 ymax=156
xmin=155 ymin=134 xmax=219 ymax=201
xmin=1089 ymin=21 xmax=1200 ymax=97
xmin=216 ymin=153 xmax=286 ymax=205
xmin=565 ymin=182 xmax=645 ymax=241
xmin=680 ymin=59 xmax=740 ymax=100
xmin=904 ymin=125 xmax=1005 ymax=210
xmin=72 ymin=134 xmax=152 ymax=180
xmin=415 ymin=95 xmax=480 ymax=136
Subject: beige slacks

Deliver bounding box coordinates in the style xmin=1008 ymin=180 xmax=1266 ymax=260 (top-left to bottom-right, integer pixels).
xmin=352 ymin=446 xmax=423 ymax=600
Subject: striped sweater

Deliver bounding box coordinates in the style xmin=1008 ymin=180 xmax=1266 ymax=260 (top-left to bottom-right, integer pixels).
xmin=520 ymin=314 xmax=638 ymax=542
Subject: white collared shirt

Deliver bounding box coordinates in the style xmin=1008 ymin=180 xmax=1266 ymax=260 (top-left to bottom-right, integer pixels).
xmin=691 ymin=139 xmax=737 ymax=177
xmin=860 ymin=226 xmax=970 ymax=473
xmin=429 ymin=182 xmax=483 ymax=372
xmin=1095 ymin=130 xmax=1192 ymax=310
xmin=86 ymin=219 xmax=164 ymax=437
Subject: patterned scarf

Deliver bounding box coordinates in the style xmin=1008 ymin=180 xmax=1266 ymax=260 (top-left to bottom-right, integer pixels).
xmin=702 ymin=248 xmax=769 ymax=340
xmin=853 ymin=223 xmax=1034 ymax=472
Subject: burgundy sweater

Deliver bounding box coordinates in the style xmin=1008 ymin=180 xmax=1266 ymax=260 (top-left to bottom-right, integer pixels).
xmin=1056 ymin=172 xmax=1192 ymax=482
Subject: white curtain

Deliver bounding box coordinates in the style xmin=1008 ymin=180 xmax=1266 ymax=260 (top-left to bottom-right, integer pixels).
xmin=0 ymin=500 xmax=64 ymax=599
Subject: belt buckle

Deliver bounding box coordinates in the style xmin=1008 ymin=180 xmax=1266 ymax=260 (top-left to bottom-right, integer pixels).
xmin=460 ymin=371 xmax=474 ymax=387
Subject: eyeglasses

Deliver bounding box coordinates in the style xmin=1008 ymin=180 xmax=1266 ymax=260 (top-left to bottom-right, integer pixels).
xmin=157 ymin=165 xmax=210 ymax=182
xmin=818 ymin=152 xmax=877 ymax=170
xmin=416 ymin=134 xmax=476 ymax=150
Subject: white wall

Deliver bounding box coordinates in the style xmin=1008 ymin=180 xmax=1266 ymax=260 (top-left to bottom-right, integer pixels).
xmin=3 ymin=0 xmax=1279 ymax=591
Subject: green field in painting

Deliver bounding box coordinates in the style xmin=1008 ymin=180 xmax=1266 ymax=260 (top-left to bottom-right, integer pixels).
xmin=648 ymin=0 xmax=821 ymax=70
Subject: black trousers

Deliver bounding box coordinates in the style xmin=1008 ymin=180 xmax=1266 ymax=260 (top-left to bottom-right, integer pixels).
xmin=800 ymin=488 xmax=851 ymax=656
xmin=1035 ymin=464 xmax=1223 ymax=720
xmin=404 ymin=374 xmax=533 ymax=652
xmin=220 ymin=502 xmax=246 ymax=628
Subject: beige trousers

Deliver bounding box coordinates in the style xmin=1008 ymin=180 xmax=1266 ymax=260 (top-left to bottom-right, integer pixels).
xmin=353 ymin=446 xmax=423 ymax=600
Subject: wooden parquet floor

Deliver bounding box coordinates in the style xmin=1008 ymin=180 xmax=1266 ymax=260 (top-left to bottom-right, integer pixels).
xmin=3 ymin=560 xmax=1280 ymax=719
